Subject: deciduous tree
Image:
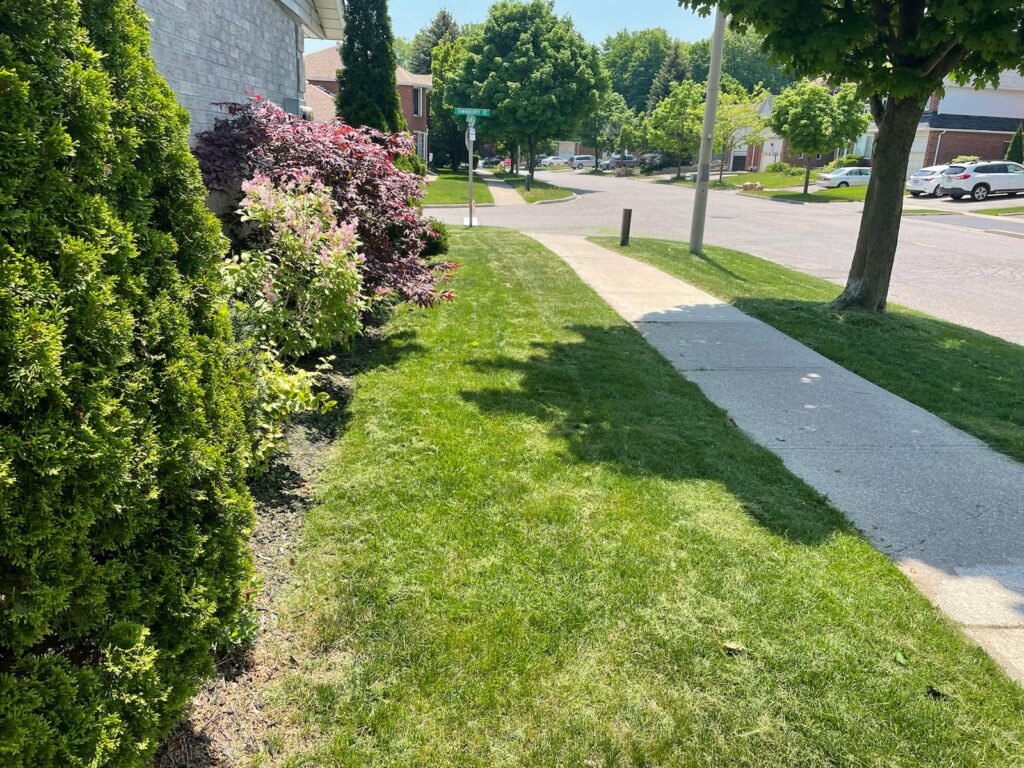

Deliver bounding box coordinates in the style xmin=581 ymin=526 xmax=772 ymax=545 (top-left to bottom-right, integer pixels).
xmin=430 ymin=35 xmax=470 ymax=169
xmin=579 ymin=90 xmax=633 ymax=165
xmin=647 ymin=80 xmax=704 ymax=178
xmin=714 ymin=90 xmax=767 ymax=180
xmin=337 ymin=0 xmax=405 ymax=132
xmin=602 ymin=28 xmax=673 ymax=112
xmin=680 ymin=0 xmax=1024 ymax=310
xmin=768 ymin=81 xmax=869 ymax=194
xmin=408 ymin=8 xmax=460 ymax=75
xmin=690 ymin=29 xmax=793 ymax=95
xmin=462 ymin=0 xmax=606 ymax=181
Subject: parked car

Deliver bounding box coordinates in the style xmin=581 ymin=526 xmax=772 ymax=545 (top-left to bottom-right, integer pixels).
xmin=941 ymin=161 xmax=1024 ymax=201
xmin=599 ymin=154 xmax=640 ymax=170
xmin=480 ymin=156 xmax=503 ymax=168
xmin=906 ymin=165 xmax=950 ymax=197
xmin=816 ymin=167 xmax=872 ymax=188
xmin=540 ymin=156 xmax=569 ymax=167
xmin=570 ymin=154 xmax=596 ymax=169
xmin=640 ymin=152 xmax=663 ymax=167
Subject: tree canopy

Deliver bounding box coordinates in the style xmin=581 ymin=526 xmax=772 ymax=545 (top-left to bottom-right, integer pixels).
xmin=602 ymin=28 xmax=673 ymax=112
xmin=679 ymin=0 xmax=1024 ymax=310
xmin=407 ymin=8 xmax=460 ymax=75
xmin=714 ymin=89 xmax=767 ymax=179
xmin=689 ymin=29 xmax=793 ymax=94
xmin=579 ymin=90 xmax=633 ymax=164
xmin=337 ymin=0 xmax=405 ymax=132
xmin=646 ymin=80 xmax=704 ymax=177
xmin=768 ymin=80 xmax=869 ymax=192
xmin=462 ymin=0 xmax=606 ymax=178
xmin=430 ymin=35 xmax=470 ymax=169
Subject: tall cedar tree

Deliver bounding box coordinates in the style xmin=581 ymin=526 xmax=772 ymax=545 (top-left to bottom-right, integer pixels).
xmin=337 ymin=0 xmax=405 ymax=132
xmin=0 ymin=0 xmax=256 ymax=762
xmin=408 ymin=8 xmax=459 ymax=74
xmin=679 ymin=0 xmax=1024 ymax=310
xmin=647 ymin=42 xmax=690 ymax=113
xmin=1006 ymin=124 xmax=1024 ymax=164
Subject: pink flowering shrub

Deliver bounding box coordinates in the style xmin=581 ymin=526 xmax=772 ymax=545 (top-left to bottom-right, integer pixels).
xmin=196 ymin=97 xmax=453 ymax=306
xmin=227 ymin=172 xmax=364 ymax=358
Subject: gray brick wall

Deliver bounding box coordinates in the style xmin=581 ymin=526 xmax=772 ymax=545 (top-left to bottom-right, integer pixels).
xmin=138 ymin=0 xmax=305 ymax=137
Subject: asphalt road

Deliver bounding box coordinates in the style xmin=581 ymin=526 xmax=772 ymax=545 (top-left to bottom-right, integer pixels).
xmin=432 ymin=171 xmax=1024 ymax=344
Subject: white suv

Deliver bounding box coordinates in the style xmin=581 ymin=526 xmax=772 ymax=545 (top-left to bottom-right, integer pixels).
xmin=941 ymin=161 xmax=1024 ymax=201
xmin=570 ymin=154 xmax=596 ymax=169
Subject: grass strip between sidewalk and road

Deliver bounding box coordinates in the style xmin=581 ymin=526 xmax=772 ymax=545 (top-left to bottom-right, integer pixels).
xmin=422 ymin=169 xmax=494 ymax=206
xmin=742 ymin=185 xmax=870 ymax=203
xmin=593 ymin=236 xmax=1024 ymax=464
xmin=975 ymin=205 xmax=1024 ymax=217
xmin=258 ymin=228 xmax=1024 ymax=766
xmin=660 ymin=171 xmax=808 ymax=190
xmin=494 ymin=171 xmax=574 ymax=203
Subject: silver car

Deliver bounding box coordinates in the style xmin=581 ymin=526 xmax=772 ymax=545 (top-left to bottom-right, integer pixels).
xmin=815 ymin=167 xmax=872 ymax=188
xmin=906 ymin=165 xmax=949 ymax=197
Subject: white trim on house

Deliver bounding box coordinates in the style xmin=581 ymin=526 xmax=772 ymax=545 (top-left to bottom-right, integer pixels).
xmin=278 ymin=0 xmax=345 ymax=39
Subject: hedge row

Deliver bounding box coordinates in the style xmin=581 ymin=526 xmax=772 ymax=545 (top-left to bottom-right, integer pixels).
xmin=1 ymin=1 xmax=257 ymax=764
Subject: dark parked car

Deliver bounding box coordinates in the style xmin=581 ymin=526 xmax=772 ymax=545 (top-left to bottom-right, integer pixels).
xmin=481 ymin=156 xmax=503 ymax=168
xmin=599 ymin=154 xmax=640 ymax=170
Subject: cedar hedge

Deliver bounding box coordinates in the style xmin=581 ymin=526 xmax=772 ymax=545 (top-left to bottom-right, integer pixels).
xmin=1 ymin=1 xmax=257 ymax=764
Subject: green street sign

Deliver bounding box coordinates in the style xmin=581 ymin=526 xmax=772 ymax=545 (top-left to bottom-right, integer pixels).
xmin=453 ymin=107 xmax=492 ymax=117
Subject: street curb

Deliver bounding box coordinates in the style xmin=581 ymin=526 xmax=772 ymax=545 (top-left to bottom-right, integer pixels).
xmin=422 ymin=203 xmax=497 ymax=210
xmin=530 ymin=192 xmax=579 ymax=206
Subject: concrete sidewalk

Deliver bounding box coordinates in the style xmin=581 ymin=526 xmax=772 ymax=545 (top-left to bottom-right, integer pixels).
xmin=479 ymin=173 xmax=527 ymax=207
xmin=529 ymin=232 xmax=1024 ymax=684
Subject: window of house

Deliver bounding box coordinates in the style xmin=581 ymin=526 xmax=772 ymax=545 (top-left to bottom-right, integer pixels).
xmin=413 ymin=88 xmax=423 ymax=117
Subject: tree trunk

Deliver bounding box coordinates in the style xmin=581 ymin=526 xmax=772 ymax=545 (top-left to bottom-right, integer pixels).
xmin=719 ymin=148 xmax=726 ymax=183
xmin=803 ymin=158 xmax=811 ymax=195
xmin=527 ymin=135 xmax=536 ymax=190
xmin=834 ymin=96 xmax=925 ymax=311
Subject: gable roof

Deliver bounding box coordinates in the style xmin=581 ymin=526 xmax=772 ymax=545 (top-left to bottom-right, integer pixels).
xmin=303 ymin=48 xmax=433 ymax=90
xmin=304 ymin=84 xmax=337 ymax=122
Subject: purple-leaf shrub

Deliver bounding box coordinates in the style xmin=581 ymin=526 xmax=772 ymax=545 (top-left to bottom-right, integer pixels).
xmin=195 ymin=97 xmax=453 ymax=306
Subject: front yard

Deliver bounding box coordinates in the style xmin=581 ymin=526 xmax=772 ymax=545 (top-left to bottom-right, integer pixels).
xmin=422 ymin=170 xmax=495 ymax=206
xmin=494 ymin=171 xmax=574 ymax=203
xmin=251 ymin=229 xmax=1024 ymax=766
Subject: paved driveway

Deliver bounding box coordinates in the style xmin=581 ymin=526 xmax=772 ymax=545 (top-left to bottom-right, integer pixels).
xmin=432 ymin=172 xmax=1024 ymax=344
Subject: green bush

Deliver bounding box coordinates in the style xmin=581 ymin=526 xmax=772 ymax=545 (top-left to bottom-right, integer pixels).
xmin=0 ymin=1 xmax=257 ymax=764
xmin=394 ymin=151 xmax=427 ymax=177
xmin=952 ymin=154 xmax=981 ymax=164
xmin=423 ymin=218 xmax=452 ymax=257
xmin=765 ymin=161 xmax=791 ymax=173
xmin=823 ymin=154 xmax=867 ymax=172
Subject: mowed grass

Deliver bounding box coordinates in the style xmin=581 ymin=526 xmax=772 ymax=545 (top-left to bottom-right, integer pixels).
xmin=743 ymin=185 xmax=869 ymax=203
xmin=976 ymin=205 xmax=1024 ymax=216
xmin=421 ymin=169 xmax=494 ymax=206
xmin=259 ymin=229 xmax=1024 ymax=766
xmin=494 ymin=171 xmax=574 ymax=203
xmin=593 ymin=236 xmax=1024 ymax=464
xmin=661 ymin=171 xmax=807 ymax=189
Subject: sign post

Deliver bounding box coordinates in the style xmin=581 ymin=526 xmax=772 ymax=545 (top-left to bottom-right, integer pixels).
xmin=454 ymin=108 xmax=493 ymax=227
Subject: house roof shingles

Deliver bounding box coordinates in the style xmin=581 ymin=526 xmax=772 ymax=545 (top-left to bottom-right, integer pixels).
xmin=923 ymin=112 xmax=1024 ymax=134
xmin=303 ymin=47 xmax=432 ymax=90
xmin=304 ymin=84 xmax=337 ymax=122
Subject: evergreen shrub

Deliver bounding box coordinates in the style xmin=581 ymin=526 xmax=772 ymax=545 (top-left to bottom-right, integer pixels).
xmin=765 ymin=161 xmax=791 ymax=173
xmin=1 ymin=1 xmax=257 ymax=763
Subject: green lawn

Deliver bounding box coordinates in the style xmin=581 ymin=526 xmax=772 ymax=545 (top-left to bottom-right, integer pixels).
xmin=494 ymin=172 xmax=574 ymax=203
xmin=976 ymin=205 xmax=1024 ymax=216
xmin=661 ymin=171 xmax=808 ymax=189
xmin=593 ymin=236 xmax=1024 ymax=464
xmin=258 ymin=229 xmax=1024 ymax=766
xmin=422 ymin=170 xmax=495 ymax=206
xmin=743 ymin=185 xmax=869 ymax=203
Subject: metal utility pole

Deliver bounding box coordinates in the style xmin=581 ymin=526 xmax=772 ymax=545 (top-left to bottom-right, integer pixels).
xmin=690 ymin=7 xmax=727 ymax=255
xmin=466 ymin=118 xmax=476 ymax=228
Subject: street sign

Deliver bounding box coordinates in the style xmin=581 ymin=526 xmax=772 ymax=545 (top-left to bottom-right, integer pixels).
xmin=466 ymin=115 xmax=477 ymax=127
xmin=468 ymin=127 xmax=477 ymax=142
xmin=453 ymin=107 xmax=492 ymax=117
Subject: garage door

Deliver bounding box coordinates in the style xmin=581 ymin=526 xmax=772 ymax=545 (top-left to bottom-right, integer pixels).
xmin=905 ymin=130 xmax=930 ymax=178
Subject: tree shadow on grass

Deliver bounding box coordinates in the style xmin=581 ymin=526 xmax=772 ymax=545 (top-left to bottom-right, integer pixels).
xmin=461 ymin=323 xmax=850 ymax=548
xmin=729 ymin=297 xmax=1024 ymax=463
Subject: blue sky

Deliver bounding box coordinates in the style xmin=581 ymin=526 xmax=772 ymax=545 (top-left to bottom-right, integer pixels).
xmin=305 ymin=0 xmax=714 ymax=53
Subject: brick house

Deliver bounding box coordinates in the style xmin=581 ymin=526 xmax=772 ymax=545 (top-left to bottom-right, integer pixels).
xmin=138 ymin=0 xmax=344 ymax=137
xmin=303 ymin=46 xmax=433 ymax=159
xmin=745 ymin=94 xmax=840 ymax=172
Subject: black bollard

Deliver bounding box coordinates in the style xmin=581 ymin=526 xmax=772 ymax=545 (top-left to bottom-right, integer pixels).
xmin=620 ymin=208 xmax=633 ymax=247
